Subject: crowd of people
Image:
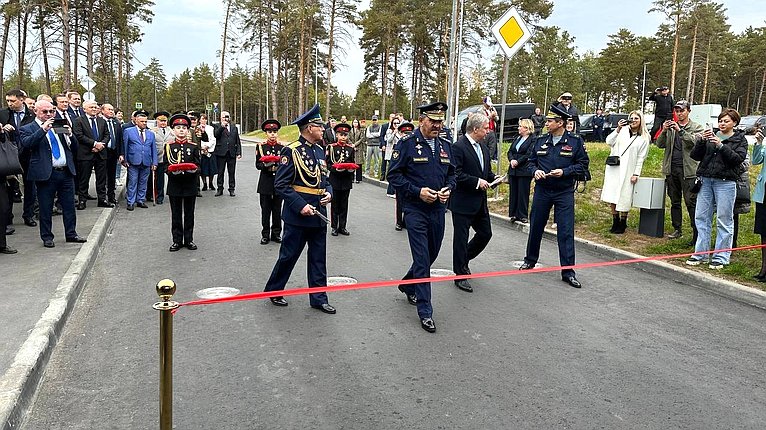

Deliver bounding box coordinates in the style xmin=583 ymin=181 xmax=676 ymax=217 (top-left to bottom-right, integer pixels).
xmin=3 ymin=84 xmax=766 ymax=333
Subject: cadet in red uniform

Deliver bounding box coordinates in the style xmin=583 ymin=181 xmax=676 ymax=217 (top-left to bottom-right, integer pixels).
xmin=327 ymin=122 xmax=356 ymax=236
xmin=255 ymin=119 xmax=284 ymax=244
xmin=164 ymin=113 xmax=201 ymax=252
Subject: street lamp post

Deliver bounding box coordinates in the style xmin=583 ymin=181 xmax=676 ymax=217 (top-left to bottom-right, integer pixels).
xmin=641 ymin=62 xmax=649 ymax=113
xmin=543 ymin=67 xmax=551 ymax=107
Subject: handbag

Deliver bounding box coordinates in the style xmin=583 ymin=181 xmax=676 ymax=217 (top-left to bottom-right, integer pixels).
xmin=604 ymin=135 xmax=639 ymax=167
xmin=0 ymin=140 xmax=23 ymax=176
xmin=690 ymin=177 xmax=702 ymax=194
xmin=736 ymin=178 xmax=751 ymax=204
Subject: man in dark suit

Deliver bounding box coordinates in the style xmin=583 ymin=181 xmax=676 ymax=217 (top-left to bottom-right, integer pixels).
xmin=322 ymin=118 xmax=337 ymax=146
xmin=19 ymin=100 xmax=86 ymax=248
xmin=213 ymin=110 xmax=241 ymax=196
xmin=1 ymin=89 xmax=36 ymax=230
xmin=101 ymin=103 xmax=122 ymax=205
xmin=72 ymin=100 xmax=111 ymax=208
xmin=66 ymin=91 xmax=85 ymax=120
xmin=448 ymin=112 xmax=500 ymax=293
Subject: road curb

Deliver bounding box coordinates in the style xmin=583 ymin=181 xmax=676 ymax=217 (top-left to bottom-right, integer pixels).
xmin=0 ymin=190 xmax=121 ymax=430
xmin=363 ymin=176 xmax=766 ymax=310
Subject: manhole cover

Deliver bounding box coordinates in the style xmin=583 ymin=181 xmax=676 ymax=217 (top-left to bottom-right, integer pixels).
xmin=511 ymin=261 xmax=543 ymax=268
xmin=327 ymin=276 xmax=358 ymax=286
xmin=195 ymin=287 xmax=241 ymax=299
xmin=430 ymin=269 xmax=455 ymax=277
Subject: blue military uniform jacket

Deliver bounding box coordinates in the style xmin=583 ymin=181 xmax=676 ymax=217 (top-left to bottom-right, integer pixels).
xmin=387 ymin=128 xmax=456 ymax=211
xmin=527 ymin=131 xmax=590 ymax=191
xmin=275 ymin=136 xmax=333 ymax=228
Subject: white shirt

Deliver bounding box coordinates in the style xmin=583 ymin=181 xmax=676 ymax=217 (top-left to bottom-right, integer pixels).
xmin=36 ymin=118 xmax=67 ymax=167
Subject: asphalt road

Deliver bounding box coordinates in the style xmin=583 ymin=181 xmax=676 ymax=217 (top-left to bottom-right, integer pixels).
xmin=21 ymin=151 xmax=766 ymax=429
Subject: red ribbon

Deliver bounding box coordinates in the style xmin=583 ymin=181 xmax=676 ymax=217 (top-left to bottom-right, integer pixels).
xmin=173 ymin=244 xmax=765 ymax=312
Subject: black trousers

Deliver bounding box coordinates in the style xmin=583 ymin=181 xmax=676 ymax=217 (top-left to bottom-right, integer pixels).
xmin=77 ymin=156 xmax=107 ymax=202
xmin=666 ymin=169 xmax=698 ymax=237
xmin=451 ymin=206 xmax=493 ymax=275
xmin=355 ymin=164 xmax=363 ymax=182
xmin=330 ymin=189 xmax=350 ymax=230
xmin=508 ymin=175 xmax=532 ymax=219
xmin=395 ymin=193 xmax=406 ymax=227
xmin=169 ymin=195 xmax=196 ymax=244
xmin=216 ymin=154 xmax=237 ymax=191
xmin=260 ymin=193 xmax=283 ymax=239
xmin=19 ymin=151 xmax=37 ymax=219
xmin=0 ymin=180 xmax=9 ymax=248
xmin=106 ymin=148 xmax=119 ymax=202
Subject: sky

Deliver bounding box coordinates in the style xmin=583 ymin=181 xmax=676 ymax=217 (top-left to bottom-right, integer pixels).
xmin=134 ymin=0 xmax=764 ymax=98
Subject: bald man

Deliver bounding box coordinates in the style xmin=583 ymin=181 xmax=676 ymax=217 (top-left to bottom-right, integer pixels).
xmin=72 ymin=100 xmax=112 ymax=208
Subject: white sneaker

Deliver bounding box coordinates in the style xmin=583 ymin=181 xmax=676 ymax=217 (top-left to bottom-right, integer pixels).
xmin=709 ymin=261 xmax=724 ymax=270
xmin=686 ymin=258 xmax=703 ymax=266
xmin=387 ymin=194 xmax=395 ymax=199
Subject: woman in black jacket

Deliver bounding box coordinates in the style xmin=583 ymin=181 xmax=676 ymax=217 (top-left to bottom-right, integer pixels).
xmin=506 ymin=118 xmax=535 ymax=222
xmin=685 ymin=108 xmax=748 ymax=269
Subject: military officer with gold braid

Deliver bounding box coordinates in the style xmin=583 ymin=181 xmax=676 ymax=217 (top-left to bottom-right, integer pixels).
xmin=262 ymin=104 xmax=336 ymax=314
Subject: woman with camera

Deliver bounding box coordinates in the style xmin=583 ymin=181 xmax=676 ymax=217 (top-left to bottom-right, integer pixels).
xmin=685 ymin=108 xmax=747 ymax=270
xmin=506 ymin=118 xmax=535 ymax=222
xmin=600 ymin=111 xmax=650 ymax=234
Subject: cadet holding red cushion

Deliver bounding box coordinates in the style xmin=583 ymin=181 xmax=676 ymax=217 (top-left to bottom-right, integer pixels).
xmin=164 ymin=113 xmax=201 ymax=252
xmin=327 ymin=122 xmax=356 ymax=236
xmin=255 ymin=119 xmax=284 ymax=245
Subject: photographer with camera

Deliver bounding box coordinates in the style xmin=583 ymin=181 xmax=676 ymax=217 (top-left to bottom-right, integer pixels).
xmin=649 ymin=86 xmax=674 ymax=141
xmin=600 ymin=111 xmax=650 ymax=234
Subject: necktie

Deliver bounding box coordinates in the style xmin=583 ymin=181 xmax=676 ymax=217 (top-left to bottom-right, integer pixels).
xmin=16 ymin=112 xmax=23 ymax=127
xmin=140 ymin=129 xmax=145 ymax=142
xmin=90 ymin=117 xmax=99 ymax=140
xmin=48 ymin=129 xmax=61 ymax=159
xmin=474 ymin=142 xmax=484 ymax=170
xmin=107 ymin=121 xmax=115 ymax=149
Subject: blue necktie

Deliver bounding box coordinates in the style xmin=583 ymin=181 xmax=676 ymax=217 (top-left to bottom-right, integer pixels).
xmin=474 ymin=142 xmax=484 ymax=170
xmin=90 ymin=117 xmax=99 ymax=140
xmin=48 ymin=129 xmax=61 ymax=159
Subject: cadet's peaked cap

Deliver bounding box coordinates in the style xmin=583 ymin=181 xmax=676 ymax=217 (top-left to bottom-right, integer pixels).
xmin=398 ymin=121 xmax=415 ymax=133
xmin=334 ymin=122 xmax=351 ymax=134
xmin=546 ymin=104 xmax=570 ymax=121
xmin=261 ymin=119 xmax=281 ymax=132
xmin=169 ymin=113 xmax=191 ymax=128
xmin=153 ymin=111 xmax=170 ymax=120
xmin=291 ymin=103 xmax=324 ymax=127
xmin=417 ymin=101 xmax=448 ymax=121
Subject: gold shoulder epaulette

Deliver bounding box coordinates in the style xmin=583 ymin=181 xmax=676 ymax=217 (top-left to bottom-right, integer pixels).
xmin=288 ymin=140 xmax=301 ymax=149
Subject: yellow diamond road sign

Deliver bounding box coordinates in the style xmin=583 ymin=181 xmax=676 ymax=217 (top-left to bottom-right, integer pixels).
xmin=491 ymin=7 xmax=532 ymax=59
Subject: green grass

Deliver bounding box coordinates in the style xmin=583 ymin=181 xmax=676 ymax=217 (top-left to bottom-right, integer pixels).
xmin=488 ymin=140 xmax=765 ymax=291
xmin=247 ymin=125 xmax=300 ymax=142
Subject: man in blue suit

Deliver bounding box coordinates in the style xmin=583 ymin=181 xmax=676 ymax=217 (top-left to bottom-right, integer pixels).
xmin=19 ymin=100 xmax=86 ymax=248
xmin=120 ymin=111 xmax=157 ymax=210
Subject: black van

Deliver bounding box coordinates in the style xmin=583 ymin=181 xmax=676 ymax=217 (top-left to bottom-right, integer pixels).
xmin=455 ymin=103 xmax=536 ymax=142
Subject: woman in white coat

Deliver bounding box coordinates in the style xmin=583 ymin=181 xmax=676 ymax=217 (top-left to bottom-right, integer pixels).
xmin=600 ymin=110 xmax=650 ymax=234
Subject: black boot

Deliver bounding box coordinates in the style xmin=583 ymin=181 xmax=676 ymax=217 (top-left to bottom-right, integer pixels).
xmin=209 ymin=178 xmax=216 ymax=191
xmin=609 ymin=214 xmax=620 ymax=233
xmin=615 ymin=216 xmax=627 ymax=234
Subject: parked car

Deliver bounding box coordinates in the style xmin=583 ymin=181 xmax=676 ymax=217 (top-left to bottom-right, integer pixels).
xmin=579 ymin=113 xmax=628 ymax=142
xmin=741 ymin=115 xmax=766 ymax=145
xmin=455 ymin=103 xmax=537 ymax=142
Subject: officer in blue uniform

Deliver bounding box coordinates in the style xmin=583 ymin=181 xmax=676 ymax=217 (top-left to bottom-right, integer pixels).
xmin=519 ymin=105 xmax=590 ymax=288
xmin=262 ymin=104 xmax=336 ymax=314
xmin=387 ymin=102 xmax=456 ymax=333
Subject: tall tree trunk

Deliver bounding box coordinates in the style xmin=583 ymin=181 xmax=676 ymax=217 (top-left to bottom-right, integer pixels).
xmin=381 ymin=45 xmax=389 ymax=116
xmin=85 ymin=0 xmax=94 ymax=75
xmin=73 ymin=7 xmax=80 ymax=86
xmin=670 ymin=12 xmax=680 ymax=95
xmin=60 ymin=0 xmax=71 ymax=89
xmin=686 ymin=23 xmax=698 ymax=102
xmin=325 ymin=0 xmax=336 ymax=118
xmin=39 ymin=5 xmax=51 ymax=94
xmin=0 ymin=1 xmax=15 ymax=95
xmin=392 ymin=48 xmax=398 ymax=112
xmin=756 ymin=69 xmax=766 ymax=114
xmin=297 ymin=5 xmax=305 ymax=112
xmin=117 ymin=35 xmax=123 ymax=107
xmin=701 ymin=39 xmax=710 ymax=103
xmin=220 ymin=0 xmax=232 ymax=111
xmin=268 ymin=5 xmax=277 ymax=119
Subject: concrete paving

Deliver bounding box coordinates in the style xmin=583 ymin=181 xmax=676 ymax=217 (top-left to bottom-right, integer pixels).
xmin=3 ymin=141 xmax=766 ymax=429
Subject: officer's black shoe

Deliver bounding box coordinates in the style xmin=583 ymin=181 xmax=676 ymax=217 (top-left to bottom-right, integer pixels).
xmin=215 ymin=191 xmax=223 ymax=196
xmin=311 ymin=303 xmax=336 ymax=314
xmin=229 ymin=191 xmax=236 ymax=197
xmin=331 ymin=229 xmax=339 ymax=236
xmin=186 ymin=242 xmax=197 ymax=250
xmin=519 ymin=262 xmax=535 ymax=270
xmin=85 ymin=194 xmax=97 ymax=200
xmin=169 ymin=243 xmax=182 ymax=252
xmin=23 ymin=217 xmax=37 ymax=227
xmin=137 ymin=202 xmax=148 ymax=208
xmin=76 ymin=201 xmax=86 ymax=210
xmin=397 ymin=285 xmax=418 ymax=305
xmin=126 ymin=204 xmax=135 ymax=211
xmin=338 ymin=228 xmax=350 ymax=236
xmin=271 ymin=236 xmax=282 ymax=243
xmin=462 ymin=265 xmax=471 ymax=275
xmin=454 ymin=279 xmax=473 ymax=293
xmin=6 ymin=226 xmax=15 ymax=235
xmin=562 ymin=276 xmax=582 ymax=288
xmin=270 ymin=297 xmax=288 ymax=306
xmin=260 ymin=237 xmax=270 ymax=245
xmin=395 ymin=224 xmax=403 ymax=231
xmin=420 ymin=318 xmax=436 ymax=333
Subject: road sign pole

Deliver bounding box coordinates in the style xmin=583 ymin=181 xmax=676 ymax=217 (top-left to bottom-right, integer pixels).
xmin=490 ymin=57 xmax=510 ymax=202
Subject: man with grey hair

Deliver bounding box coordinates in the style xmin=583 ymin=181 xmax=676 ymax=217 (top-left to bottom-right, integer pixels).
xmin=449 ymin=112 xmax=500 ymax=293
xmin=213 ymin=110 xmax=242 ymax=196
xmin=72 ymin=99 xmax=111 ymax=208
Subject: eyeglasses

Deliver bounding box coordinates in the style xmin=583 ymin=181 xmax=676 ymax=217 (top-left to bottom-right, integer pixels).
xmin=561 ymin=96 xmax=572 ymax=100
xmin=40 ymin=109 xmax=56 ymax=114
xmin=223 ymin=116 xmax=230 ymax=119
xmin=393 ymin=122 xmax=400 ymax=125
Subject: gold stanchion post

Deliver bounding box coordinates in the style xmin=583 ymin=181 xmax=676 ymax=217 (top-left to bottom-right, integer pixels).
xmin=153 ymin=279 xmax=179 ymax=430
